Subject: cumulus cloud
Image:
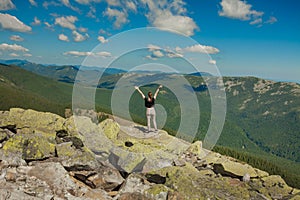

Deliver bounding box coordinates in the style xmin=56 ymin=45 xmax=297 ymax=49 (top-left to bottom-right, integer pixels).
xmin=64 ymin=50 xmax=111 ymax=57
xmin=58 ymin=33 xmax=69 ymax=42
xmin=55 ymin=15 xmax=77 ymax=30
xmin=72 ymin=30 xmax=89 ymax=42
xmin=74 ymin=0 xmax=101 ymax=5
xmin=0 ymin=0 xmax=15 ymax=11
xmin=95 ymin=51 xmax=112 ymax=57
xmin=61 ymin=0 xmax=80 ymax=12
xmin=209 ymin=59 xmax=217 ymax=65
xmin=10 ymin=35 xmax=24 ymax=42
xmin=24 ymin=53 xmax=32 ymax=57
xmin=250 ymin=18 xmax=262 ymax=25
xmin=97 ymin=36 xmax=108 ymax=43
xmin=265 ymin=16 xmax=277 ymax=24
xmin=9 ymin=53 xmax=19 ymax=57
xmin=106 ymin=0 xmax=121 ymax=6
xmin=146 ymin=44 xmax=183 ymax=59
xmin=0 ymin=13 xmax=32 ymax=32
xmin=29 ymin=0 xmax=37 ymax=6
xmin=182 ymin=44 xmax=220 ymax=54
xmin=142 ymin=0 xmax=198 ymax=36
xmin=78 ymin=27 xmax=88 ymax=32
xmin=152 ymin=50 xmax=164 ymax=58
xmin=147 ymin=44 xmax=160 ymax=50
xmin=0 ymin=43 xmax=29 ymax=51
xmin=31 ymin=17 xmax=41 ymax=26
xmin=126 ymin=1 xmax=137 ymax=12
xmin=104 ymin=7 xmax=128 ymax=28
xmin=218 ymin=0 xmax=263 ymax=21
xmin=43 ymin=1 xmax=61 ymax=9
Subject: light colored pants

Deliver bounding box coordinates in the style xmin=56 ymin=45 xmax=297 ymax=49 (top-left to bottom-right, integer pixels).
xmin=146 ymin=107 xmax=157 ymax=131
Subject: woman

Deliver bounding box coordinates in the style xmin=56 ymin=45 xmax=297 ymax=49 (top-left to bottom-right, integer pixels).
xmin=135 ymin=85 xmax=162 ymax=132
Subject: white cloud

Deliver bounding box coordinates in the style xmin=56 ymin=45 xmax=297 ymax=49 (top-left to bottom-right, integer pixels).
xmin=10 ymin=53 xmax=19 ymax=57
xmin=219 ymin=0 xmax=263 ymax=20
xmin=64 ymin=51 xmax=111 ymax=57
xmin=99 ymin=29 xmax=110 ymax=35
xmin=152 ymin=50 xmax=164 ymax=58
xmin=95 ymin=51 xmax=112 ymax=57
xmin=106 ymin=0 xmax=121 ymax=6
xmin=55 ymin=15 xmax=77 ymax=30
xmin=126 ymin=1 xmax=137 ymax=12
xmin=0 ymin=43 xmax=29 ymax=51
xmin=24 ymin=53 xmax=32 ymax=57
xmin=61 ymin=0 xmax=80 ymax=12
xmin=97 ymin=36 xmax=108 ymax=43
xmin=87 ymin=6 xmax=96 ymax=18
xmin=0 ymin=0 xmax=15 ymax=10
xmin=265 ymin=16 xmax=277 ymax=24
xmin=209 ymin=59 xmax=217 ymax=65
xmin=31 ymin=17 xmax=41 ymax=26
xmin=78 ymin=27 xmax=88 ymax=32
xmin=29 ymin=0 xmax=37 ymax=6
xmin=72 ymin=30 xmax=89 ymax=42
xmin=250 ymin=18 xmax=262 ymax=25
xmin=147 ymin=44 xmax=160 ymax=51
xmin=58 ymin=33 xmax=69 ymax=42
xmin=182 ymin=44 xmax=220 ymax=54
xmin=0 ymin=13 xmax=32 ymax=32
xmin=43 ymin=1 xmax=61 ymax=9
xmin=74 ymin=0 xmax=101 ymax=5
xmin=64 ymin=51 xmax=92 ymax=56
xmin=104 ymin=7 xmax=128 ymax=28
xmin=10 ymin=35 xmax=24 ymax=42
xmin=143 ymin=0 xmax=198 ymax=36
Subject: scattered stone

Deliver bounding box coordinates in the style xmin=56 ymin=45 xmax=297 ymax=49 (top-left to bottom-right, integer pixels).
xmin=87 ymin=166 xmax=124 ymax=191
xmin=243 ymin=173 xmax=251 ymax=182
xmin=125 ymin=141 xmax=133 ymax=147
xmin=0 ymin=108 xmax=298 ymax=200
xmin=173 ymin=158 xmax=186 ymax=167
xmin=213 ymin=160 xmax=259 ymax=178
xmin=145 ymin=174 xmax=166 ymax=184
xmin=118 ymin=174 xmax=150 ymax=195
xmin=118 ymin=192 xmax=153 ymax=200
xmin=0 ymin=128 xmax=8 ymax=142
xmin=56 ymin=142 xmax=98 ymax=171
xmin=5 ymin=167 xmax=17 ymax=182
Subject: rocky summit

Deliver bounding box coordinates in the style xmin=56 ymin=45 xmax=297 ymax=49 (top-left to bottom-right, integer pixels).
xmin=0 ymin=108 xmax=299 ymax=200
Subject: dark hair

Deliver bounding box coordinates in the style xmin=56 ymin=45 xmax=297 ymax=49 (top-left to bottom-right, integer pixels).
xmin=148 ymin=91 xmax=152 ymax=98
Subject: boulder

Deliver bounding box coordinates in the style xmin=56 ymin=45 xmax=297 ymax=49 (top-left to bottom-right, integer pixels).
xmin=118 ymin=192 xmax=153 ymax=200
xmin=149 ymin=162 xmax=254 ymax=199
xmin=98 ymin=119 xmax=120 ymax=141
xmin=0 ymin=128 xmax=8 ymax=142
xmin=56 ymin=142 xmax=99 ymax=171
xmin=27 ymin=162 xmax=87 ymax=198
xmin=2 ymin=133 xmax=56 ymax=161
xmin=8 ymin=108 xmax=65 ymax=134
xmin=87 ymin=166 xmax=124 ymax=191
xmin=213 ymin=161 xmax=259 ymax=178
xmin=260 ymin=175 xmax=294 ymax=199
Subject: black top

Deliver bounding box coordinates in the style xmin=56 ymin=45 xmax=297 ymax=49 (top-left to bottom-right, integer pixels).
xmin=144 ymin=97 xmax=155 ymax=108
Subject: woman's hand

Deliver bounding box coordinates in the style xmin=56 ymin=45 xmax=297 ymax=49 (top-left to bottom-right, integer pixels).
xmin=159 ymin=85 xmax=163 ymax=89
xmin=135 ymin=86 xmax=139 ymax=90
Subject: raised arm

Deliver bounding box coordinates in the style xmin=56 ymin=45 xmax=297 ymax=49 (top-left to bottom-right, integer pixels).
xmin=154 ymin=85 xmax=162 ymax=99
xmin=135 ymin=86 xmax=145 ymax=99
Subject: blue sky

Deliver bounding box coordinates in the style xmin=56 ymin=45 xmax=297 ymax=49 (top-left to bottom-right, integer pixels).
xmin=0 ymin=0 xmax=299 ymax=82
